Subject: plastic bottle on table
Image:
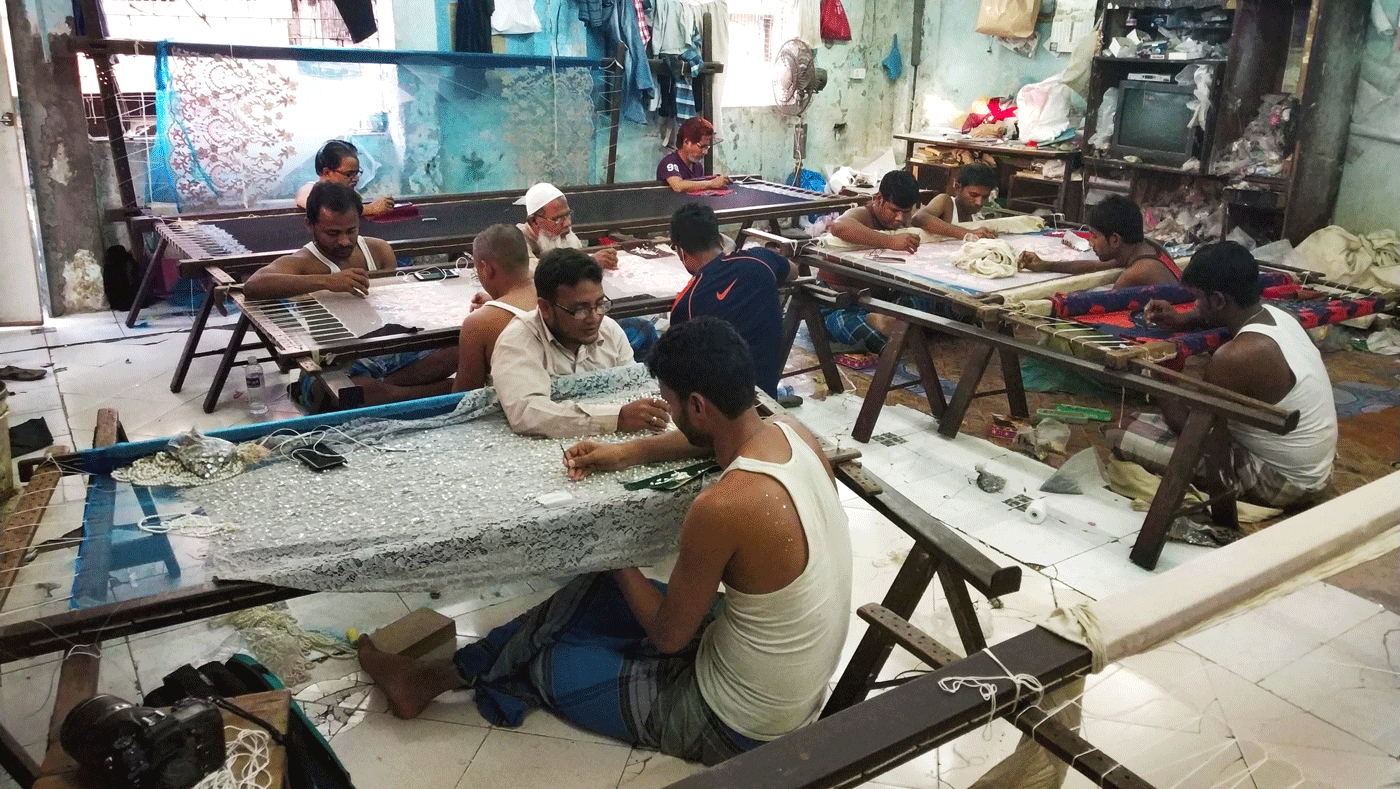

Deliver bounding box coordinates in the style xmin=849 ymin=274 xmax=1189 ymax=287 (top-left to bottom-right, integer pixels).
xmin=244 ymin=355 xmax=268 ymax=416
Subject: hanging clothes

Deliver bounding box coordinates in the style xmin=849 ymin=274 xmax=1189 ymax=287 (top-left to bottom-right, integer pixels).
xmin=615 ymin=0 xmax=656 ymax=123
xmin=454 ymin=0 xmax=494 ymax=52
xmin=491 ymin=0 xmax=541 ymax=34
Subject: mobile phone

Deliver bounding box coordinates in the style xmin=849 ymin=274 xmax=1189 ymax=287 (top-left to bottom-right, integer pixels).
xmin=413 ymin=268 xmax=446 ymax=281
xmin=291 ymin=445 xmax=346 ymax=472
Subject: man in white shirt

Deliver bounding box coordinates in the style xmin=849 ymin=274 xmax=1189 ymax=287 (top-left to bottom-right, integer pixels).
xmin=491 ymin=248 xmax=671 ymax=438
xmin=516 ymin=182 xmax=618 ymax=270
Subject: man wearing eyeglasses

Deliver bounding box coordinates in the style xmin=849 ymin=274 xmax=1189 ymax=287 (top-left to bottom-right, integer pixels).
xmin=517 ymin=182 xmax=619 ymax=270
xmin=657 ymin=117 xmax=730 ymax=194
xmin=491 ymin=248 xmax=672 ymax=438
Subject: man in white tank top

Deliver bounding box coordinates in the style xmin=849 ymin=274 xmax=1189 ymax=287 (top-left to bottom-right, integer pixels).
xmin=1114 ymin=241 xmax=1338 ymax=508
xmin=452 ymin=224 xmax=537 ymax=392
xmin=244 ymin=182 xmax=459 ymax=410
xmin=356 ymin=318 xmax=852 ymax=765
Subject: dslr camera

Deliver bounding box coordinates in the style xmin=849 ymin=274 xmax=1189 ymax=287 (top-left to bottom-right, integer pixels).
xmin=61 ymin=694 xmax=225 ymax=789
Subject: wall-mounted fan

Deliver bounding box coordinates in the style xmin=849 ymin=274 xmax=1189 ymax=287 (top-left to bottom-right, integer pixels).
xmin=772 ymin=38 xmax=828 ymax=184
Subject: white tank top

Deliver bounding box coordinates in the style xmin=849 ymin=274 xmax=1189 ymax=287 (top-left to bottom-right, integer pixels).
xmin=303 ymin=237 xmax=378 ymax=273
xmin=483 ymin=300 xmax=530 ymax=318
xmin=1227 ymin=305 xmax=1337 ymax=490
xmin=695 ymin=421 xmax=852 ymax=741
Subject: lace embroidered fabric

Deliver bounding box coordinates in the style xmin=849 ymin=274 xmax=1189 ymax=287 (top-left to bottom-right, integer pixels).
xmin=187 ymin=364 xmax=710 ymax=592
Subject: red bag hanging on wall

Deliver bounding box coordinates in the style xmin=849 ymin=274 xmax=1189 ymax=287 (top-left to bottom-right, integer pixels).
xmin=821 ymin=0 xmax=852 ymax=41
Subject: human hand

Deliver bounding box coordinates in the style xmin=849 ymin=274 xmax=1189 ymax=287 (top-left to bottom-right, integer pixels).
xmin=1018 ymin=251 xmax=1049 ymax=272
xmin=366 ymin=196 xmax=395 ymax=215
xmin=564 ymin=440 xmax=633 ymax=481
xmin=469 ymin=291 xmax=489 ymax=312
xmin=973 ymin=227 xmax=997 ymax=239
xmin=711 ymin=174 xmax=730 ymax=189
xmin=326 ymin=268 xmax=371 ymax=298
xmin=618 ymin=397 xmax=671 ymax=433
xmin=888 ymin=233 xmax=920 ymax=254
xmin=1143 ymin=299 xmax=1183 ymax=331
xmin=593 ymin=247 xmax=619 ymax=270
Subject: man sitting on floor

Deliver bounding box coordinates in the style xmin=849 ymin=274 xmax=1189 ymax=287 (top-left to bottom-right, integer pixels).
xmin=453 ymin=224 xmax=537 ymax=393
xmin=358 ymin=317 xmax=852 ymax=766
xmin=668 ymin=203 xmax=795 ymax=397
xmin=1108 ymin=241 xmax=1337 ymax=508
xmin=491 ymin=248 xmax=671 ymax=438
xmin=244 ymin=182 xmax=457 ymax=410
xmin=819 ymin=170 xmax=935 ymax=354
xmin=1018 ymin=195 xmax=1182 ymax=288
xmin=910 ymin=162 xmax=999 ymax=241
xmin=516 ymin=182 xmax=618 ymax=270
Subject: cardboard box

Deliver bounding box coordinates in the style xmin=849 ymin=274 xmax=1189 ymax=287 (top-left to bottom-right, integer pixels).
xmin=368 ymin=608 xmax=457 ymax=661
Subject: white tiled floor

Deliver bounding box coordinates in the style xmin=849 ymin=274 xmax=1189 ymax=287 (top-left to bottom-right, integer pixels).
xmin=1 ymin=308 xmax=1397 ymax=789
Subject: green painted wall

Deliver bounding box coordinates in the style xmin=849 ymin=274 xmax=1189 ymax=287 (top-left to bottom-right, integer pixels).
xmin=1332 ymin=0 xmax=1400 ymax=235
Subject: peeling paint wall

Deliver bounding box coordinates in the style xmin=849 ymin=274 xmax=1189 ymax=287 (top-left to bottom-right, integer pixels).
xmin=1332 ymin=0 xmax=1400 ymax=234
xmin=6 ymin=0 xmax=108 ymax=315
xmin=911 ymin=0 xmax=1067 ymax=137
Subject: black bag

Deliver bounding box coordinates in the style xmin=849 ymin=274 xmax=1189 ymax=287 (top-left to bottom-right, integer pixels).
xmin=102 ymin=245 xmax=143 ymax=312
xmin=145 ymin=655 xmax=357 ymax=789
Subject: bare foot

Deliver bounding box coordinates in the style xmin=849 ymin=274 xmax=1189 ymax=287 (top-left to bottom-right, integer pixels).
xmin=356 ymin=635 xmax=463 ymax=719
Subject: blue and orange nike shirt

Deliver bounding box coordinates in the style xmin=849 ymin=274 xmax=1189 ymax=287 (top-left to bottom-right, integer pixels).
xmin=670 ymin=247 xmax=791 ymax=397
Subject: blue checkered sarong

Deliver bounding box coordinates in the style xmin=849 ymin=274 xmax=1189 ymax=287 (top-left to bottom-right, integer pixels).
xmin=453 ymin=573 xmax=763 ymax=765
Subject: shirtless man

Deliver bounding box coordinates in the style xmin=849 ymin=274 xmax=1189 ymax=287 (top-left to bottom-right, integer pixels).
xmin=819 ymin=170 xmax=934 ymax=353
xmin=294 ymin=139 xmax=395 ymax=218
xmin=658 ymin=117 xmax=730 ymax=194
xmin=911 ymin=162 xmax=998 ymax=241
xmin=358 ymin=317 xmax=852 ymax=766
xmin=1110 ymin=241 xmax=1337 ymax=508
xmin=453 ymin=224 xmax=537 ymax=392
xmin=1018 ymin=195 xmax=1182 ymax=288
xmin=517 ymin=182 xmax=618 ymax=270
xmin=245 ymin=182 xmax=456 ymax=409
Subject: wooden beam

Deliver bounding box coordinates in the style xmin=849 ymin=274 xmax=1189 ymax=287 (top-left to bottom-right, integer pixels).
xmin=0 ymin=460 xmax=64 ymax=608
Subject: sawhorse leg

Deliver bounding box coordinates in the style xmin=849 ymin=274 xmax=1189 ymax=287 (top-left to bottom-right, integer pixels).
xmin=125 ymin=236 xmax=167 ymax=328
xmin=779 ymin=290 xmax=844 ymax=395
xmin=1129 ymin=409 xmax=1217 ymax=570
xmin=203 ymin=314 xmax=252 ymax=414
xmin=170 ymin=283 xmax=221 ymax=393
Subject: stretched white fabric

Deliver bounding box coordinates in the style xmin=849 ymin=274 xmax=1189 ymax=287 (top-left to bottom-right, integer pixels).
xmin=817 ymin=215 xmax=1046 ymax=250
xmin=1043 ymin=471 xmax=1400 ymax=672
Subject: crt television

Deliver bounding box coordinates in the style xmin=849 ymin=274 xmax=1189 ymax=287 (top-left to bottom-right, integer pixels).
xmin=1110 ymin=79 xmax=1200 ymax=168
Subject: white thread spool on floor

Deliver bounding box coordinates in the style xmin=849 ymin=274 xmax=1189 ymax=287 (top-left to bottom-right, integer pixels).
xmin=1024 ymin=498 xmax=1048 ymax=524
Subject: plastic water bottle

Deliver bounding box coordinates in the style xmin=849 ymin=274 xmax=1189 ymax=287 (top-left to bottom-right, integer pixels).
xmin=777 ymin=384 xmax=795 ymax=398
xmin=243 ymin=355 xmax=268 ymax=416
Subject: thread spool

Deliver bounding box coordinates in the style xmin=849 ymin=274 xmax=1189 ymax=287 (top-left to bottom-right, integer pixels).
xmin=1024 ymin=498 xmax=1048 ymax=524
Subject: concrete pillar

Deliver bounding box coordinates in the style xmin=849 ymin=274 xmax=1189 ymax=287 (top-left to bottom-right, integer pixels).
xmin=4 ymin=1 xmax=108 ymax=316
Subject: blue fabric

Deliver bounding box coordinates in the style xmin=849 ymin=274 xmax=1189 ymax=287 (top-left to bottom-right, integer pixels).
xmin=615 ymin=0 xmax=656 ymax=124
xmin=882 ymin=35 xmax=902 ymax=80
xmin=670 ymin=248 xmax=791 ymax=396
xmin=347 ymin=350 xmax=435 ymax=381
xmin=617 ymin=317 xmax=659 ymax=362
xmin=820 ymin=294 xmax=934 ymax=355
xmin=453 ymin=573 xmax=765 ymax=764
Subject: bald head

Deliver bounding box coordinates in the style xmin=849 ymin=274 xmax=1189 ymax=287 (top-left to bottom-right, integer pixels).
xmin=473 ymin=224 xmax=529 ymax=276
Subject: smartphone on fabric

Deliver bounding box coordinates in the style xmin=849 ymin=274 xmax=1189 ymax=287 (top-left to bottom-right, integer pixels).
xmin=292 ymin=445 xmax=347 ymax=472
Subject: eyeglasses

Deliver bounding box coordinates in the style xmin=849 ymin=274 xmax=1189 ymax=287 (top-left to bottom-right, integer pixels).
xmin=335 ymin=168 xmax=363 ymax=178
xmin=541 ymin=209 xmax=573 ymax=224
xmin=551 ymin=297 xmax=611 ymax=320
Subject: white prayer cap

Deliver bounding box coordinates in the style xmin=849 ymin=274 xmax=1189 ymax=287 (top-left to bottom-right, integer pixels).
xmin=517 ymin=182 xmax=565 ymax=216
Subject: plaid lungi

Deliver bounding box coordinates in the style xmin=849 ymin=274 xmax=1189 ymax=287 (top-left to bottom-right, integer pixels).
xmin=1106 ymin=412 xmax=1322 ymax=509
xmin=820 ymin=294 xmax=937 ymax=354
xmin=453 ymin=573 xmax=763 ymax=765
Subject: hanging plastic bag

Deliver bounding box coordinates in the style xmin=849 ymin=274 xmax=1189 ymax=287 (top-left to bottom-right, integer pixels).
xmin=976 ymin=0 xmax=1039 ymax=39
xmin=821 ymin=0 xmax=852 ymax=41
xmin=1088 ymin=87 xmax=1119 ymax=149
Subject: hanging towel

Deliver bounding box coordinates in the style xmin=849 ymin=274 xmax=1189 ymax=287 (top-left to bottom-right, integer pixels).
xmin=882 ymin=34 xmax=902 ymax=80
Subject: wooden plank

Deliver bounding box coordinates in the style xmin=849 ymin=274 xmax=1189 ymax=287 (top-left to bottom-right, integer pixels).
xmin=1129 ymin=409 xmax=1218 ymax=570
xmin=0 ymin=462 xmax=64 ymax=608
xmin=666 ymin=627 xmax=1092 ymax=789
xmin=39 ymin=649 xmax=99 ymax=776
xmin=0 ymin=723 xmax=39 ymax=788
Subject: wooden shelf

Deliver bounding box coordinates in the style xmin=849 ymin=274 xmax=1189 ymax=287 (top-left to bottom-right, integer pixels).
xmin=1083 ymin=156 xmax=1218 ymax=177
xmin=1092 ymin=56 xmax=1228 ymax=65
